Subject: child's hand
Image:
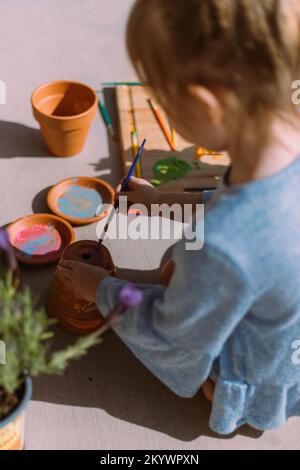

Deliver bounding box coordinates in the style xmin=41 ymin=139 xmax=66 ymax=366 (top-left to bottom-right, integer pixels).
xmin=57 ymin=260 xmax=110 ymax=303
xmin=115 ymin=176 xmax=161 ymax=208
xmin=115 ymin=177 xmax=201 ymax=214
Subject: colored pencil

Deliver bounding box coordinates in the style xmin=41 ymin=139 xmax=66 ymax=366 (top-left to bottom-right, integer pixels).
xmin=171 ymin=128 xmax=177 ymax=149
xmin=101 ymin=81 xmax=143 ymax=87
xmin=98 ymin=98 xmax=117 ymax=140
xmin=131 ymin=128 xmax=141 ymax=177
xmin=167 ymin=116 xmax=177 ymax=150
xmin=148 ymin=99 xmax=176 ymax=152
xmin=129 ymin=87 xmax=142 ymax=177
xmin=98 ymin=139 xmax=147 ymax=244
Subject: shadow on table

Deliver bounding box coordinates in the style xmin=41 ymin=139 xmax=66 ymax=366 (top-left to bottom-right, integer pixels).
xmin=90 ymin=88 xmax=122 ymax=188
xmin=32 ymin=186 xmax=52 ymax=214
xmin=0 ymin=120 xmax=51 ymax=158
xmin=32 ymin=328 xmax=262 ymax=442
xmin=20 ymin=263 xmax=57 ymax=306
xmin=31 ymin=249 xmax=262 ymax=443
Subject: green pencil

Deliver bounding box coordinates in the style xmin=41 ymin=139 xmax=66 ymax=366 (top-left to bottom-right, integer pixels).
xmin=101 ymin=81 xmax=143 ymax=87
xmin=98 ymin=98 xmax=117 ymax=140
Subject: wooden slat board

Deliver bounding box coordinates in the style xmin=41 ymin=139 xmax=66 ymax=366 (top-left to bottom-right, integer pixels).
xmin=116 ymin=85 xmax=230 ymax=192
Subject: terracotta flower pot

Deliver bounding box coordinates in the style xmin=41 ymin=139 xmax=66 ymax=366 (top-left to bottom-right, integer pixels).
xmin=0 ymin=377 xmax=32 ymax=450
xmin=31 ymin=81 xmax=97 ymax=157
xmin=47 ymin=240 xmax=116 ymax=335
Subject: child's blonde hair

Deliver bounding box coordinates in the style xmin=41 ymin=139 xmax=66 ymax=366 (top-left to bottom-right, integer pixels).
xmin=127 ymin=0 xmax=300 ymax=116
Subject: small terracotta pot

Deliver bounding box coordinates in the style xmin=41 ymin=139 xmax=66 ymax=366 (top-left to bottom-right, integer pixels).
xmin=31 ymin=80 xmax=97 ymax=157
xmin=7 ymin=214 xmax=76 ymax=266
xmin=47 ymin=177 xmax=115 ymax=226
xmin=0 ymin=377 xmax=32 ymax=450
xmin=47 ymin=240 xmax=116 ymax=335
xmin=159 ymin=259 xmax=175 ymax=287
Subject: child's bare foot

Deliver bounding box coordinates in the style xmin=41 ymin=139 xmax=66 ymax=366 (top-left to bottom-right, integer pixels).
xmin=202 ymin=379 xmax=215 ymax=402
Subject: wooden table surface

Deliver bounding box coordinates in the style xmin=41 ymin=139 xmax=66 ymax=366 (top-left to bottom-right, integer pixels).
xmin=0 ymin=0 xmax=299 ymax=450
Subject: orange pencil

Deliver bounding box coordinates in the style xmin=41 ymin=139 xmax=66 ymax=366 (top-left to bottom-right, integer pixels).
xmin=148 ymin=99 xmax=177 ymax=152
xmin=171 ymin=127 xmax=177 ymax=150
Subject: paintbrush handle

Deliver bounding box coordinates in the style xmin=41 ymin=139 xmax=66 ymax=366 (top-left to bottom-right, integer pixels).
xmin=121 ymin=138 xmax=147 ymax=191
xmin=98 ymin=138 xmax=147 ymax=243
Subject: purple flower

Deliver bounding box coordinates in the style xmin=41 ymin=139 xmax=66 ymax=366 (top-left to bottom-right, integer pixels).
xmin=0 ymin=227 xmax=18 ymax=273
xmin=0 ymin=228 xmax=10 ymax=251
xmin=119 ymin=284 xmax=143 ymax=308
xmin=103 ymin=284 xmax=143 ymax=333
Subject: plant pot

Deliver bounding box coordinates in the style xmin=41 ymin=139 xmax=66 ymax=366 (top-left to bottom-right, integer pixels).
xmin=47 ymin=240 xmax=116 ymax=335
xmin=31 ymin=80 xmax=97 ymax=157
xmin=159 ymin=259 xmax=175 ymax=287
xmin=0 ymin=377 xmax=32 ymax=450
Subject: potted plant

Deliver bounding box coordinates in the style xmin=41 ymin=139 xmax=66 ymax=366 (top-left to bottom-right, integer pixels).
xmin=0 ymin=228 xmax=143 ymax=450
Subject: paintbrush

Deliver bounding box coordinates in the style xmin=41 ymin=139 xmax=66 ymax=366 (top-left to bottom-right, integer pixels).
xmin=98 ymin=138 xmax=147 ymax=245
xmin=148 ymin=99 xmax=177 ymax=152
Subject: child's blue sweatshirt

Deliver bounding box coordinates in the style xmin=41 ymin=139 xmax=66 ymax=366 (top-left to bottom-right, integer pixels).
xmin=97 ymin=157 xmax=300 ymax=435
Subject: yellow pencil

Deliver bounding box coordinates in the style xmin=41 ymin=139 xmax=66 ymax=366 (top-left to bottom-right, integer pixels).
xmin=129 ymin=87 xmax=142 ymax=178
xmin=131 ymin=128 xmax=141 ymax=177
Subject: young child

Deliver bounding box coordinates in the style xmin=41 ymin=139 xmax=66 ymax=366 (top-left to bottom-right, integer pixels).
xmin=58 ymin=0 xmax=300 ymax=434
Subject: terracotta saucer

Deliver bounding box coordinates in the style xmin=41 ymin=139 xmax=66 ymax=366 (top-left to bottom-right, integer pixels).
xmin=47 ymin=177 xmax=115 ymax=225
xmin=7 ymin=213 xmax=76 ymax=266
